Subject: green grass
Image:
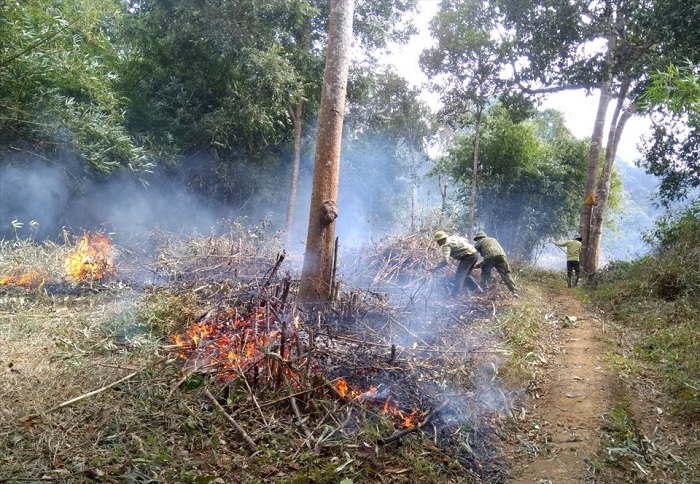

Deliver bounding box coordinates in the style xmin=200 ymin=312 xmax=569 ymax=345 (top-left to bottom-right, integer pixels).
xmin=592 ymin=255 xmax=700 ymax=419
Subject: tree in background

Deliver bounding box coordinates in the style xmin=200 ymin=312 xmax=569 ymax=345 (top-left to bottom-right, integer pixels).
xmin=119 ymin=0 xmax=419 ymax=228
xmin=420 ymin=0 xmax=507 ymax=240
xmin=298 ymin=0 xmax=354 ymax=303
xmin=0 ymin=0 xmax=150 ymax=174
xmin=341 ymin=70 xmax=435 ymax=234
xmin=284 ymin=0 xmax=420 ymax=244
xmin=640 ymin=63 xmax=700 ymax=205
xmin=439 ymin=105 xmax=589 ymax=260
xmin=497 ymin=0 xmax=683 ymax=275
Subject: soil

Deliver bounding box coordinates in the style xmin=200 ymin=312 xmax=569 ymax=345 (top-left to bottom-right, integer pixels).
xmin=505 ymin=281 xmax=620 ymax=483
xmin=498 ymin=277 xmax=698 ymax=484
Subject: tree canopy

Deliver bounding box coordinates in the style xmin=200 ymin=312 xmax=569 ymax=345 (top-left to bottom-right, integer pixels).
xmin=0 ymin=0 xmax=151 ymax=173
xmin=438 ymin=105 xmax=589 ymax=260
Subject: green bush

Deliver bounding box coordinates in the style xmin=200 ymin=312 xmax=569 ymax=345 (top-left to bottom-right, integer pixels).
xmin=593 ymin=202 xmax=700 ymax=417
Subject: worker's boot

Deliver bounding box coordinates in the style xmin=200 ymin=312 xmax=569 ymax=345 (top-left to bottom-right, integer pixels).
xmin=573 ymin=275 xmax=579 ymax=287
xmin=567 ymin=275 xmax=572 ymax=288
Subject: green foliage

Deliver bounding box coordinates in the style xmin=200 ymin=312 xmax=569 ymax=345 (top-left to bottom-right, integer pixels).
xmin=644 ymin=200 xmax=700 ymax=255
xmin=420 ymin=0 xmax=506 ymax=127
xmin=0 ymin=0 xmax=151 ymax=173
xmin=594 ymin=205 xmax=700 ymax=418
xmin=137 ymin=290 xmax=201 ymax=335
xmin=639 ymin=62 xmax=700 ymax=204
xmin=441 ymin=104 xmax=588 ymax=260
xmin=119 ymin=0 xmax=311 ymax=159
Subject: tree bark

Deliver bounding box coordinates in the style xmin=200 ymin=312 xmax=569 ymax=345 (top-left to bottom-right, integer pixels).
xmin=579 ymin=79 xmax=612 ymax=275
xmin=587 ymin=95 xmax=635 ymax=273
xmin=469 ymin=106 xmax=483 ymax=240
xmin=298 ymin=0 xmax=354 ymax=303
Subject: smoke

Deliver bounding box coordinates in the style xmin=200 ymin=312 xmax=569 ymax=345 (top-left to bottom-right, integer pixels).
xmin=0 ymin=156 xmax=69 ymax=240
xmin=0 ymin=129 xmax=441 ymax=257
xmin=1 ymin=155 xmax=239 ymax=245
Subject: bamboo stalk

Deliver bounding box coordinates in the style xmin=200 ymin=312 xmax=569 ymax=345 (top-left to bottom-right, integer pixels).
xmin=42 ymin=369 xmax=142 ymax=415
xmin=203 ymin=388 xmax=257 ymax=454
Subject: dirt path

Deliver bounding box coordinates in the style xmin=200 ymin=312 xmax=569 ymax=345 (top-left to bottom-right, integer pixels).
xmin=508 ymin=284 xmax=621 ymax=483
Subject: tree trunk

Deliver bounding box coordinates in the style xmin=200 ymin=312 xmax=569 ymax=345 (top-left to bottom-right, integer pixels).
xmin=284 ymin=100 xmax=304 ymax=247
xmin=587 ymin=96 xmax=635 ymax=273
xmin=439 ymin=174 xmax=448 ymax=225
xmin=298 ymin=0 xmax=354 ymax=303
xmin=469 ymin=106 xmax=483 ymax=240
xmin=579 ymin=79 xmax=612 ymax=275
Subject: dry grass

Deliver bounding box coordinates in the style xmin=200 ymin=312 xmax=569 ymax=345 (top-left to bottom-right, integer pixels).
xmin=0 ymin=229 xmax=530 ymax=483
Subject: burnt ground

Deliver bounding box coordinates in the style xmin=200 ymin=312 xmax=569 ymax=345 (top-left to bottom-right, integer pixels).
xmin=502 ymin=276 xmax=698 ymax=483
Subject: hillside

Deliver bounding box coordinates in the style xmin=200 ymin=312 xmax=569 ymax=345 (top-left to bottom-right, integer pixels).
xmin=2 ymin=231 xmax=698 ymax=483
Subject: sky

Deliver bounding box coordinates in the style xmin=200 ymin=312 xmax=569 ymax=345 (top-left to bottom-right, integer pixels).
xmin=380 ymin=0 xmax=651 ymax=163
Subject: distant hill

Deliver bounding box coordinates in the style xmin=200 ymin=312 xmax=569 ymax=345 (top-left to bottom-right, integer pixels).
xmin=600 ymin=160 xmax=662 ymax=263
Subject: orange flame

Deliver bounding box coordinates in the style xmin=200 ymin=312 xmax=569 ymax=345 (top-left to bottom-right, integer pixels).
xmin=171 ymin=308 xmax=302 ymax=384
xmin=65 ymin=233 xmax=115 ymax=281
xmin=0 ymin=269 xmax=48 ymax=289
xmin=334 ymin=379 xmax=419 ymax=428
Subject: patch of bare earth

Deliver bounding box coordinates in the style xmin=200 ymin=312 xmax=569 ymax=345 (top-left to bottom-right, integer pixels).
xmin=506 ymin=282 xmax=621 ymax=483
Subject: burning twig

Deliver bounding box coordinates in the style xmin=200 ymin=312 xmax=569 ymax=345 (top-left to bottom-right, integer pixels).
xmin=377 ymin=398 xmax=452 ymax=446
xmin=203 ymin=388 xmax=258 ymax=454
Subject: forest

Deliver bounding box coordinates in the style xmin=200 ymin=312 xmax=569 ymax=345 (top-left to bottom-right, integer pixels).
xmin=1 ymin=0 xmax=700 ymax=482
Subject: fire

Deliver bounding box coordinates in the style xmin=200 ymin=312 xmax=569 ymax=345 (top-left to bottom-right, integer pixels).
xmin=65 ymin=232 xmax=115 ymax=281
xmin=0 ymin=269 xmax=48 ymax=289
xmin=171 ymin=307 xmax=302 ymax=384
xmin=334 ymin=378 xmax=419 ymax=428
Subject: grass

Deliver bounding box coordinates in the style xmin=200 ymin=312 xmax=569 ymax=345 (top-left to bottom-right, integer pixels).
xmin=593 ymin=256 xmax=700 ymax=419
xmin=0 ymin=231 xmax=520 ymax=483
xmin=585 ymin=218 xmax=700 ymax=481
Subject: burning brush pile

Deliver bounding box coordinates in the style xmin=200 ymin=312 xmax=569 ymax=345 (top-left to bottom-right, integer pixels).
xmin=0 ymin=231 xmax=115 ymax=291
xmin=160 ymin=233 xmax=514 ymax=481
xmin=1 ymin=227 xmax=516 ymax=482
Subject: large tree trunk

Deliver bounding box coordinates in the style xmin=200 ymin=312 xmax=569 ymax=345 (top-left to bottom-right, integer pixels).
xmin=587 ymin=95 xmax=635 ymax=273
xmin=284 ymin=100 xmax=303 ymax=247
xmin=298 ymin=0 xmax=354 ymax=303
xmin=579 ymin=79 xmax=612 ymax=275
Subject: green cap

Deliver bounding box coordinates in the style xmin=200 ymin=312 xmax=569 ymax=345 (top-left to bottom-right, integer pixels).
xmin=474 ymin=230 xmax=487 ymax=240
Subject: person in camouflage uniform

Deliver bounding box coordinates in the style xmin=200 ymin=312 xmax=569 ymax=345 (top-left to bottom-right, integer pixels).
xmin=431 ymin=231 xmax=484 ymax=296
xmin=473 ymin=230 xmax=519 ymax=297
xmin=551 ymin=234 xmax=583 ymax=287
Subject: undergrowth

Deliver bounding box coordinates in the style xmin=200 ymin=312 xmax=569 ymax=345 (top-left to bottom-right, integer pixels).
xmin=593 ymin=204 xmax=700 ymax=419
xmin=1 ymin=229 xmax=510 ymax=483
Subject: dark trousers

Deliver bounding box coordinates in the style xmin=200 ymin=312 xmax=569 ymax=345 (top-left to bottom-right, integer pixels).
xmin=452 ymin=253 xmax=479 ymax=295
xmin=480 ymin=255 xmax=517 ymax=293
xmin=567 ymin=260 xmax=580 ymax=287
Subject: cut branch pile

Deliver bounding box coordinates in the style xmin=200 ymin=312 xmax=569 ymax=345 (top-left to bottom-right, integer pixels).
xmin=344 ymin=233 xmax=439 ymax=285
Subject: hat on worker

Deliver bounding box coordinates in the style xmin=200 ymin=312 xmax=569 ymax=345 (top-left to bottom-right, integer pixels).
xmin=474 ymin=230 xmax=487 ymax=240
xmin=433 ymin=230 xmax=448 ymax=242
xmin=574 ymin=234 xmax=583 ymax=241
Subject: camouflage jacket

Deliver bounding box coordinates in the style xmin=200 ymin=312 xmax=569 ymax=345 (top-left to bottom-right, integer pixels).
xmin=434 ymin=235 xmax=477 ymax=269
xmin=474 ymin=236 xmax=506 ymax=259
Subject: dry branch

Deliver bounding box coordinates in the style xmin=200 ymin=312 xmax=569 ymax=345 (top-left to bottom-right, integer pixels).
xmin=204 ymin=388 xmax=257 ymax=454
xmin=377 ymin=398 xmax=452 ymax=445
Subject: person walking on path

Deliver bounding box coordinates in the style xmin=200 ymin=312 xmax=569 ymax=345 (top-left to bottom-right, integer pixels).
xmin=551 ymin=234 xmax=583 ymax=287
xmin=473 ymin=230 xmax=519 ymax=297
xmin=431 ymin=231 xmax=484 ymax=297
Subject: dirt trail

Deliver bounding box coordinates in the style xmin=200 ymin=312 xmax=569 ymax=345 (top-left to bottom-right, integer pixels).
xmin=509 ymin=284 xmax=620 ymax=483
